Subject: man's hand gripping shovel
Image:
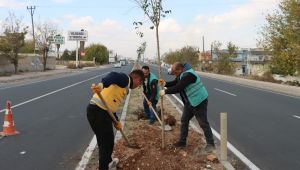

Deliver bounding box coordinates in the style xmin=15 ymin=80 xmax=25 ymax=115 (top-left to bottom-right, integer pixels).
xmin=91 ymin=84 xmax=140 ymax=149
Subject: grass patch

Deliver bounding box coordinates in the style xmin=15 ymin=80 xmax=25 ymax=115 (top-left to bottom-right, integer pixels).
xmin=0 ymin=72 xmax=12 ymax=77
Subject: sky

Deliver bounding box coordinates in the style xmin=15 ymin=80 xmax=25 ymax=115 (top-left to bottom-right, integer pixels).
xmin=0 ymin=0 xmax=280 ymax=59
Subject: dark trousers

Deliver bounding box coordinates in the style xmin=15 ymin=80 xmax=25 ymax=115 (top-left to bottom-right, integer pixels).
xmin=179 ymin=99 xmax=214 ymax=145
xmin=143 ymin=94 xmax=158 ymax=121
xmin=86 ymin=104 xmax=114 ymax=170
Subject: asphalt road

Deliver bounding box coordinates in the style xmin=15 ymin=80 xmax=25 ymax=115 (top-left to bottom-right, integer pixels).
xmin=0 ymin=64 xmax=134 ymax=170
xmin=147 ymin=64 xmax=300 ymax=170
xmin=1 ymin=63 xmax=299 ymax=170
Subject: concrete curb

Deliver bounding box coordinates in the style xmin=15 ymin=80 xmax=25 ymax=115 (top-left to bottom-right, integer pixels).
xmin=114 ymin=90 xmax=131 ymax=142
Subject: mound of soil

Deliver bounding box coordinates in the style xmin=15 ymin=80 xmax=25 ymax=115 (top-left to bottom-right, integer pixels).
xmin=113 ymin=121 xmax=222 ymax=170
xmin=85 ymin=88 xmax=223 ymax=170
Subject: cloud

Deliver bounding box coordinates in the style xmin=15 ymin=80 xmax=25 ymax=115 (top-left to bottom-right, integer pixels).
xmin=160 ymin=18 xmax=182 ymax=33
xmin=52 ymin=15 xmax=140 ymax=58
xmin=46 ymin=0 xmax=280 ymax=59
xmin=163 ymin=0 xmax=280 ymax=51
xmin=0 ymin=0 xmax=26 ymax=9
xmin=53 ymin=0 xmax=73 ymax=4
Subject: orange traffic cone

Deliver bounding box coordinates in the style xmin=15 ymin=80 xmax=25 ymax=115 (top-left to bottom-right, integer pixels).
xmin=0 ymin=101 xmax=19 ymax=136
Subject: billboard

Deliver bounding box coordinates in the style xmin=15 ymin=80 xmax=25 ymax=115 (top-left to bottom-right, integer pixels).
xmin=68 ymin=30 xmax=88 ymax=41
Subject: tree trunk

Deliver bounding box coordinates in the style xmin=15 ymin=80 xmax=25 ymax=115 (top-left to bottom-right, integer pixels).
xmin=13 ymin=54 xmax=18 ymax=74
xmin=43 ymin=50 xmax=47 ymax=71
xmin=14 ymin=59 xmax=18 ymax=74
xmin=155 ymin=25 xmax=165 ymax=148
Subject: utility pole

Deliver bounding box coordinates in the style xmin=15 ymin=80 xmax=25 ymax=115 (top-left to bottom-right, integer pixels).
xmin=27 ymin=6 xmax=36 ymax=54
xmin=211 ymin=43 xmax=213 ymax=60
xmin=202 ymin=36 xmax=205 ymax=52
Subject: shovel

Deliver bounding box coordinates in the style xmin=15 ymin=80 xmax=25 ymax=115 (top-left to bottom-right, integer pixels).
xmin=95 ymin=91 xmax=140 ymax=149
xmin=142 ymin=93 xmax=172 ymax=131
xmin=142 ymin=93 xmax=162 ymax=125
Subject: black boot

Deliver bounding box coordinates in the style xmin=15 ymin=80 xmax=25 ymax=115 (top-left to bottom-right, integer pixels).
xmin=173 ymin=140 xmax=186 ymax=148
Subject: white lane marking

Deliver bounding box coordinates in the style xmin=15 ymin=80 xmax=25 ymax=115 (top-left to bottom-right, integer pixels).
xmin=168 ymin=94 xmax=260 ymax=170
xmin=75 ymin=136 xmax=97 ymax=170
xmin=293 ymin=115 xmax=300 ymax=119
xmin=0 ymin=72 xmax=77 ymax=90
xmin=0 ymin=73 xmax=107 ymax=113
xmin=171 ymin=94 xmax=184 ymax=105
xmin=202 ymin=75 xmax=300 ymax=100
xmin=214 ymin=88 xmax=237 ymax=96
xmin=0 ymin=67 xmax=112 ymax=90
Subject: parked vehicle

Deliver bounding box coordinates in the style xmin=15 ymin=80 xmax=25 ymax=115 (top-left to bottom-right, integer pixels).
xmin=120 ymin=59 xmax=127 ymax=66
xmin=114 ymin=63 xmax=121 ymax=68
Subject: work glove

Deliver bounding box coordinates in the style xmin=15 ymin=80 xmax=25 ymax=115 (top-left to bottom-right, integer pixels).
xmin=159 ymin=90 xmax=165 ymax=97
xmin=158 ymin=79 xmax=166 ymax=87
xmin=114 ymin=121 xmax=122 ymax=131
xmin=91 ymin=83 xmax=103 ymax=94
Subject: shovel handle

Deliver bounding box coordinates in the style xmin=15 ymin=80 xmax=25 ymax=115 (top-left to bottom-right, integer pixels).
xmin=142 ymin=93 xmax=163 ymax=125
xmin=95 ymin=91 xmax=131 ymax=145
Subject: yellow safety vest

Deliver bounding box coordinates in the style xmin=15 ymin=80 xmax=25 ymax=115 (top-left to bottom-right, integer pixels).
xmin=90 ymin=77 xmax=130 ymax=113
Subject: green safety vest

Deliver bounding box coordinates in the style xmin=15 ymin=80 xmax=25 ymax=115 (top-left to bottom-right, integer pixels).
xmin=147 ymin=72 xmax=160 ymax=100
xmin=179 ymin=68 xmax=208 ymax=107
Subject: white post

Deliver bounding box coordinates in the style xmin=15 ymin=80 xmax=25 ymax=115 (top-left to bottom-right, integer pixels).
xmin=76 ymin=40 xmax=79 ymax=68
xmin=220 ymin=112 xmax=227 ymax=161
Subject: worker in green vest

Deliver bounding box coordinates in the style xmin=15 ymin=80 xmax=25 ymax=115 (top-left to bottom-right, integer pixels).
xmin=159 ymin=62 xmax=215 ymax=152
xmin=141 ymin=65 xmax=160 ymax=124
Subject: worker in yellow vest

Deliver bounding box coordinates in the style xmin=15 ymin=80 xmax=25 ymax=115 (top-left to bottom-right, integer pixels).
xmin=87 ymin=69 xmax=144 ymax=170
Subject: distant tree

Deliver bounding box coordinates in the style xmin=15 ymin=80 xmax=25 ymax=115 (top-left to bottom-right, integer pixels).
xmin=136 ymin=47 xmax=142 ymax=62
xmin=35 ymin=21 xmax=58 ymax=71
xmin=164 ymin=50 xmax=183 ymax=64
xmin=216 ymin=42 xmax=238 ymax=75
xmin=163 ymin=46 xmax=199 ymax=67
xmin=85 ymin=44 xmax=109 ymax=64
xmin=0 ymin=12 xmax=28 ymax=73
xmin=60 ymin=49 xmax=74 ymax=60
xmin=180 ymin=46 xmax=199 ymax=67
xmin=259 ymin=0 xmax=300 ymax=75
xmin=136 ymin=41 xmax=147 ymax=62
xmin=19 ymin=39 xmax=34 ymax=53
xmin=211 ymin=41 xmax=222 ymax=59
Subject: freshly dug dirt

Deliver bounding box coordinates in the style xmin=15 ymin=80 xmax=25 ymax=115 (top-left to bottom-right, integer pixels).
xmin=112 ymin=88 xmax=223 ymax=170
xmin=85 ymin=88 xmax=223 ymax=170
xmin=114 ymin=122 xmax=223 ymax=170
